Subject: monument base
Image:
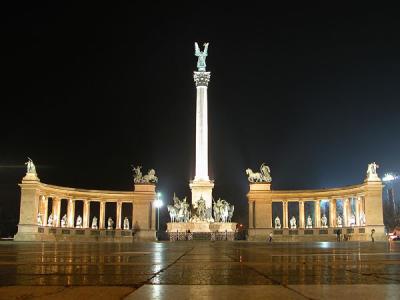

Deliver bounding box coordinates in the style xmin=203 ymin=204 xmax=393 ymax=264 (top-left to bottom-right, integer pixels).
xmin=189 ymin=180 xmax=214 ymax=209
xmin=167 ymin=222 xmax=237 ymax=233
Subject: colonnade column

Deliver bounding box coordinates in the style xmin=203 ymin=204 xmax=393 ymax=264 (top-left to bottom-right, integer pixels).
xmin=343 ymin=198 xmax=348 ymax=227
xmin=52 ymin=197 xmax=61 ymax=227
xmin=67 ymin=199 xmax=75 ymax=227
xmin=314 ymin=200 xmax=321 ymax=228
xmin=83 ymin=200 xmax=90 ymax=228
xmin=299 ymin=201 xmax=305 ymax=228
xmin=248 ymin=201 xmax=254 ymax=228
xmin=355 ymin=197 xmax=360 ymax=226
xmin=42 ymin=196 xmax=49 ymax=225
xmin=116 ymin=201 xmax=122 ymax=229
xmin=99 ymin=201 xmax=106 ymax=229
xmin=329 ymin=199 xmax=336 ymax=227
xmin=283 ymin=201 xmax=288 ymax=228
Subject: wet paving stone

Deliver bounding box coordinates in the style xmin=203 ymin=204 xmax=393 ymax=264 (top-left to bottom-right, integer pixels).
xmin=0 ymin=240 xmax=399 ymax=287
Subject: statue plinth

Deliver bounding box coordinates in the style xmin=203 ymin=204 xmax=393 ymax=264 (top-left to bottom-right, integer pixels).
xmin=190 ymin=180 xmax=214 ymax=209
xmin=167 ymin=221 xmax=237 ymax=233
xmin=22 ymin=173 xmax=40 ymax=182
xmin=134 ymin=184 xmax=156 ymax=193
xmin=249 ymin=183 xmax=271 ymax=191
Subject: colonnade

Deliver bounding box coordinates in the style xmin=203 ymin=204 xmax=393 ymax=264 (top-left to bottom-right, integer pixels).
xmin=37 ymin=196 xmax=133 ymax=230
xmin=247 ymin=180 xmax=384 ymax=240
xmin=269 ymin=196 xmax=365 ymax=229
xmin=15 ymin=175 xmax=158 ymax=241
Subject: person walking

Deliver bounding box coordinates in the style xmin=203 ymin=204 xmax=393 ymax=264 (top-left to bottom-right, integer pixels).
xmin=371 ymin=229 xmax=375 ymax=243
xmin=268 ymin=232 xmax=273 ymax=243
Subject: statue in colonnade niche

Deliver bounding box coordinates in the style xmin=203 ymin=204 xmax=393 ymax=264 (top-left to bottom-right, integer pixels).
xmin=274 ymin=216 xmax=281 ymax=229
xmin=107 ymin=217 xmax=114 ymax=229
xmin=25 ymin=157 xmax=37 ymax=175
xmin=360 ymin=211 xmax=366 ymax=226
xmin=337 ymin=215 xmax=343 ymax=227
xmin=91 ymin=216 xmax=98 ymax=229
xmin=76 ymin=215 xmax=82 ymax=228
xmin=321 ymin=214 xmax=328 ymax=228
xmin=123 ymin=217 xmax=130 ymax=230
xmin=306 ymin=215 xmax=313 ymax=228
xmin=349 ymin=214 xmax=356 ymax=226
xmin=246 ymin=163 xmax=272 ymax=183
xmin=290 ymin=216 xmax=297 ymax=229
xmin=61 ymin=214 xmax=67 ymax=227
xmin=37 ymin=213 xmax=42 ymax=226
xmin=47 ymin=213 xmax=53 ymax=227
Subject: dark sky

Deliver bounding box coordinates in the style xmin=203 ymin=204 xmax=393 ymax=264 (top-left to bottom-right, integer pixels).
xmin=1 ymin=3 xmax=400 ymax=233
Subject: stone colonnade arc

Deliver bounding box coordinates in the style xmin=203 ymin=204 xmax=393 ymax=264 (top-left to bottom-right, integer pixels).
xmin=15 ymin=176 xmax=157 ymax=241
xmin=247 ymin=180 xmax=384 ymax=241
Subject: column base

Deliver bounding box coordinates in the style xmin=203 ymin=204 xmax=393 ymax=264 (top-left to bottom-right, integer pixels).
xmin=133 ymin=230 xmax=156 ymax=241
xmin=189 ymin=180 xmax=214 ymax=209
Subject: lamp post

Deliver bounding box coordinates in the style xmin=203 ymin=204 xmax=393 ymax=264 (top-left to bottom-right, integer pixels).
xmin=154 ymin=192 xmax=163 ymax=231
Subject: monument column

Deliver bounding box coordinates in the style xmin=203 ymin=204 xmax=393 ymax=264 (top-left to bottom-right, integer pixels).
xmin=99 ymin=201 xmax=106 ymax=229
xmin=299 ymin=201 xmax=305 ymax=228
xmin=190 ymin=42 xmax=214 ymax=210
xmin=116 ymin=201 xmax=122 ymax=229
xmin=67 ymin=199 xmax=75 ymax=227
xmin=83 ymin=200 xmax=90 ymax=228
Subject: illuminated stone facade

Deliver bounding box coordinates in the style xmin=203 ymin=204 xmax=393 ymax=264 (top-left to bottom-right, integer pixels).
xmin=14 ymin=173 xmax=157 ymax=241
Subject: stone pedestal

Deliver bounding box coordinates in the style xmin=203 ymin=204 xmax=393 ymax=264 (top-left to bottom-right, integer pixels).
xmin=167 ymin=222 xmax=237 ymax=233
xmin=189 ymin=180 xmax=214 ymax=209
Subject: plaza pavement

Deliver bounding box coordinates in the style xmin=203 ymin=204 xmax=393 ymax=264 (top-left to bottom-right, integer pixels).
xmin=0 ymin=240 xmax=399 ymax=299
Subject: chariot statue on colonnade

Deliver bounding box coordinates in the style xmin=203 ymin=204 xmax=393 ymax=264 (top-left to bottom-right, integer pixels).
xmin=132 ymin=165 xmax=158 ymax=183
xmin=246 ymin=163 xmax=272 ymax=183
xmin=25 ymin=157 xmax=37 ymax=175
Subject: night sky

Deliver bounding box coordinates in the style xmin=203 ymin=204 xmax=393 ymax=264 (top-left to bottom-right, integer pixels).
xmin=1 ymin=3 xmax=400 ymax=235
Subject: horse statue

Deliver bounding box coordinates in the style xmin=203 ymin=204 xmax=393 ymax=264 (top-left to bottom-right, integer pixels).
xmin=213 ymin=200 xmax=221 ymax=222
xmin=167 ymin=205 xmax=177 ymax=222
xmin=142 ymin=169 xmax=158 ymax=183
xmin=227 ymin=204 xmax=234 ymax=222
xmin=246 ymin=163 xmax=272 ymax=183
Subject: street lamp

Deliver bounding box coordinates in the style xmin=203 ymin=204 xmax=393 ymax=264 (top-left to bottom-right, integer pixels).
xmin=154 ymin=192 xmax=163 ymax=231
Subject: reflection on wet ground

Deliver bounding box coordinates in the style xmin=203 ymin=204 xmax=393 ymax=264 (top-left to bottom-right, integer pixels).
xmin=0 ymin=241 xmax=399 ymax=286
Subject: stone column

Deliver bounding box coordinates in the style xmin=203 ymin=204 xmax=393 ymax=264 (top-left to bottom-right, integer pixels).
xmin=329 ymin=199 xmax=336 ymax=227
xmin=42 ymin=196 xmax=49 ymax=225
xmin=314 ymin=200 xmax=320 ymax=228
xmin=299 ymin=201 xmax=305 ymax=228
xmin=283 ymin=201 xmax=288 ymax=228
xmin=355 ymin=197 xmax=360 ymax=226
xmin=83 ymin=200 xmax=90 ymax=228
xmin=248 ymin=201 xmax=254 ymax=228
xmin=116 ymin=201 xmax=122 ymax=229
xmin=52 ymin=197 xmax=61 ymax=227
xmin=99 ymin=201 xmax=106 ymax=229
xmin=67 ymin=199 xmax=75 ymax=227
xmin=151 ymin=201 xmax=156 ymax=230
xmin=343 ymin=198 xmax=348 ymax=227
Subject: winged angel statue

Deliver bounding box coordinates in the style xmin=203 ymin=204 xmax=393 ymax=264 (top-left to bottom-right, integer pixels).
xmin=194 ymin=42 xmax=209 ymax=71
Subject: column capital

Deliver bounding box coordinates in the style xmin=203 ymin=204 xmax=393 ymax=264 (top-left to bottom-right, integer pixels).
xmin=194 ymin=71 xmax=211 ymax=87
